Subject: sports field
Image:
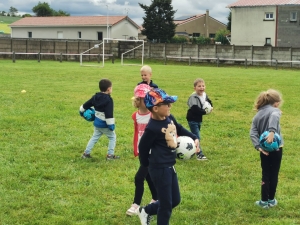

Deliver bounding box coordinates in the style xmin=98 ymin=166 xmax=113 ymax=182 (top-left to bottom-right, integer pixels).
xmin=0 ymin=16 xmax=21 ymax=33
xmin=0 ymin=59 xmax=299 ymax=224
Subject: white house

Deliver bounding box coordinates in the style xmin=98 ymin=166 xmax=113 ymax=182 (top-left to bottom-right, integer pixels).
xmin=9 ymin=16 xmax=140 ymax=40
xmin=228 ymin=0 xmax=300 ymax=47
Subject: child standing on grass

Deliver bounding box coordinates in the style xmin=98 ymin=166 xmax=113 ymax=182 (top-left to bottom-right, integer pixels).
xmin=79 ymin=78 xmax=119 ymax=160
xmin=126 ymin=84 xmax=158 ymax=216
xmin=137 ymin=65 xmax=158 ymax=89
xmin=186 ymin=78 xmax=213 ymax=160
xmin=250 ymin=89 xmax=284 ymax=209
xmin=137 ymin=88 xmax=200 ymax=225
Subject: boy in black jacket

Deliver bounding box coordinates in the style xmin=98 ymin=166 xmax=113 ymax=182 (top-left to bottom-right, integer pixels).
xmin=137 ymin=88 xmax=199 ymax=225
xmin=186 ymin=78 xmax=213 ymax=160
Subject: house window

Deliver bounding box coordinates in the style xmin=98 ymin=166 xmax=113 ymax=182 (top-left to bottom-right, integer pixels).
xmin=97 ymin=32 xmax=103 ymax=41
xmin=193 ymin=33 xmax=200 ymax=37
xmin=57 ymin=31 xmax=63 ymax=39
xmin=209 ymin=33 xmax=215 ymax=38
xmin=290 ymin=12 xmax=297 ymax=21
xmin=265 ymin=38 xmax=271 ymax=46
xmin=28 ymin=32 xmax=32 ymax=38
xmin=78 ymin=31 xmax=81 ymax=39
xmin=265 ymin=12 xmax=274 ymax=20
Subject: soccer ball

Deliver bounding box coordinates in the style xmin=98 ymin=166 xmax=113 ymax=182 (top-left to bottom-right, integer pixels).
xmin=176 ymin=136 xmax=196 ymax=160
xmin=203 ymin=101 xmax=212 ymax=114
xmin=259 ymin=131 xmax=281 ymax=152
xmin=83 ymin=108 xmax=95 ymax=122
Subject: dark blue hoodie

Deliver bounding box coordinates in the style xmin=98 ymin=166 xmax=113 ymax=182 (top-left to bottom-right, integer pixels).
xmin=82 ymin=92 xmax=114 ymax=128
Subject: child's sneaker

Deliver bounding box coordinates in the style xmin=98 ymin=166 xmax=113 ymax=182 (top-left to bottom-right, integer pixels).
xmin=106 ymin=154 xmax=120 ymax=160
xmin=255 ymin=200 xmax=269 ymax=209
xmin=268 ymin=199 xmax=278 ymax=207
xmin=149 ymin=199 xmax=157 ymax=204
xmin=137 ymin=207 xmax=151 ymax=225
xmin=126 ymin=203 xmax=139 ymax=216
xmin=197 ymin=154 xmax=207 ymax=160
xmin=81 ymin=153 xmax=92 ymax=159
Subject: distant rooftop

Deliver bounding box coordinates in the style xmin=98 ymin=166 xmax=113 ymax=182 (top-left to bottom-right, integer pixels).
xmin=228 ymin=0 xmax=300 ymax=8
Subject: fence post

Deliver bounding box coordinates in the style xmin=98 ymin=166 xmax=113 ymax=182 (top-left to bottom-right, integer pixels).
xmin=270 ymin=46 xmax=273 ymax=67
xmin=97 ymin=54 xmax=100 ymax=63
xmin=164 ymin=56 xmax=167 ymax=65
xmin=189 ymin=57 xmax=191 ymax=66
xmin=245 ymin=58 xmax=247 ymax=69
xmin=290 ymin=47 xmax=293 ymax=68
xmin=60 ymin=52 xmax=62 ymax=63
xmin=217 ymin=57 xmax=219 ymax=67
xmin=112 ymin=54 xmax=115 ymax=64
xmin=12 ymin=51 xmax=15 ymax=63
xmin=251 ymin=45 xmax=254 ymax=65
xmin=275 ymin=59 xmax=278 ymax=70
xmin=38 ymin=52 xmax=41 ymax=62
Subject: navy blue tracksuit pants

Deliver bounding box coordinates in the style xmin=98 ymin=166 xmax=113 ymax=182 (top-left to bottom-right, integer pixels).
xmin=144 ymin=166 xmax=181 ymax=225
xmin=260 ymin=147 xmax=283 ymax=201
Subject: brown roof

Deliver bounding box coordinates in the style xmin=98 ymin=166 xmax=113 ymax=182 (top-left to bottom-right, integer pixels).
xmin=174 ymin=14 xmax=205 ymax=25
xmin=228 ymin=0 xmax=300 ymax=8
xmin=10 ymin=16 xmax=140 ymax=28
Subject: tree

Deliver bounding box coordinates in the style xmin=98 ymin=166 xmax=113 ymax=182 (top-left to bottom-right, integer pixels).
xmin=215 ymin=28 xmax=230 ymax=44
xmin=1 ymin=11 xmax=6 ymax=16
xmin=22 ymin=14 xmax=32 ymax=18
xmin=227 ymin=11 xmax=231 ymax=31
xmin=32 ymin=2 xmax=70 ymax=17
xmin=9 ymin=6 xmax=18 ymax=16
xmin=139 ymin=0 xmax=177 ymax=43
xmin=53 ymin=10 xmax=70 ymax=16
xmin=32 ymin=2 xmax=53 ymax=17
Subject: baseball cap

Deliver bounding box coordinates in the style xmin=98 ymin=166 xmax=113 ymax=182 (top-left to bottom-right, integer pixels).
xmin=134 ymin=84 xmax=151 ymax=98
xmin=144 ymin=88 xmax=177 ymax=109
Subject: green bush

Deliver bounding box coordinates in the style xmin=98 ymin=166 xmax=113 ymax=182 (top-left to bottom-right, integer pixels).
xmin=215 ymin=28 xmax=231 ymax=45
xmin=191 ymin=36 xmax=211 ymax=45
xmin=170 ymin=36 xmax=188 ymax=43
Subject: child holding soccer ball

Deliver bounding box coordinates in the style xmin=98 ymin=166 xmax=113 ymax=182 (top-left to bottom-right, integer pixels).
xmin=137 ymin=65 xmax=158 ymax=89
xmin=137 ymin=88 xmax=200 ymax=225
xmin=126 ymin=84 xmax=158 ymax=216
xmin=186 ymin=78 xmax=213 ymax=160
xmin=79 ymin=78 xmax=119 ymax=160
xmin=250 ymin=89 xmax=284 ymax=209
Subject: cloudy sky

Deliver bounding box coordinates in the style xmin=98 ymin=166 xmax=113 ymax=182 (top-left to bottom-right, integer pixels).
xmin=1 ymin=0 xmax=234 ymax=25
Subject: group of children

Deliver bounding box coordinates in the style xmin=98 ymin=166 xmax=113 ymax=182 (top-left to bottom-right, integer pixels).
xmin=79 ymin=65 xmax=284 ymax=224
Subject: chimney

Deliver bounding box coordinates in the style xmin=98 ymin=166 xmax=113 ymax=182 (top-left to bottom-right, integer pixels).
xmin=206 ymin=9 xmax=209 ymax=38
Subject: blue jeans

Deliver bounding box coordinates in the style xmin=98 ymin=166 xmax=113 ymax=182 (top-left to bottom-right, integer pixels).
xmin=84 ymin=127 xmax=116 ymax=155
xmin=145 ymin=166 xmax=181 ymax=225
xmin=188 ymin=121 xmax=203 ymax=154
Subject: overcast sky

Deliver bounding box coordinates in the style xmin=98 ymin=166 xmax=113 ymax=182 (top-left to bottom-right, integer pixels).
xmin=1 ymin=0 xmax=234 ymax=25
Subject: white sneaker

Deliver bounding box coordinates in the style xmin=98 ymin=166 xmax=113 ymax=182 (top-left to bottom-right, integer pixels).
xmin=126 ymin=203 xmax=139 ymax=216
xmin=137 ymin=207 xmax=151 ymax=225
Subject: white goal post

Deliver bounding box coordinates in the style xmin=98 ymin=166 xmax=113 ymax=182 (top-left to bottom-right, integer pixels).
xmin=80 ymin=38 xmax=144 ymax=67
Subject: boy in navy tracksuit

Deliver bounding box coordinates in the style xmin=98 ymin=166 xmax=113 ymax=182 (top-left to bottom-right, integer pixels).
xmin=137 ymin=88 xmax=199 ymax=225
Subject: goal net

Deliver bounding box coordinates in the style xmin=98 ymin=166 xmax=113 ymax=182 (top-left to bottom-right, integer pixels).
xmin=80 ymin=38 xmax=144 ymax=67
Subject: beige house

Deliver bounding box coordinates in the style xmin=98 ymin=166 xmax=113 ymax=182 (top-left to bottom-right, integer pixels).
xmin=9 ymin=16 xmax=140 ymax=40
xmin=228 ymin=0 xmax=300 ymax=47
xmin=174 ymin=10 xmax=227 ymax=38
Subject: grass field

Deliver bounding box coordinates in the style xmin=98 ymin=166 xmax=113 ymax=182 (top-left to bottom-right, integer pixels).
xmin=0 ymin=15 xmax=21 ymax=33
xmin=0 ymin=59 xmax=300 ymax=225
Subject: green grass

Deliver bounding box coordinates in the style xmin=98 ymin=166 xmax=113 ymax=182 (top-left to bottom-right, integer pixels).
xmin=1 ymin=59 xmax=300 ymax=225
xmin=0 ymin=16 xmax=21 ymax=33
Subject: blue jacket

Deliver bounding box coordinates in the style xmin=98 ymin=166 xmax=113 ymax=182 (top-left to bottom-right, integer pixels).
xmin=82 ymin=92 xmax=114 ymax=128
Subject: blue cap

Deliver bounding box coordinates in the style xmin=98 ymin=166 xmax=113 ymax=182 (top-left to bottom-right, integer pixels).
xmin=144 ymin=88 xmax=177 ymax=108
